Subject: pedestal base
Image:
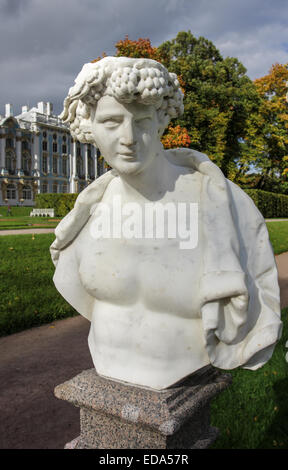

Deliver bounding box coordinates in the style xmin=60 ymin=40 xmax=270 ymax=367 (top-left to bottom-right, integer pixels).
xmin=54 ymin=366 xmax=231 ymax=449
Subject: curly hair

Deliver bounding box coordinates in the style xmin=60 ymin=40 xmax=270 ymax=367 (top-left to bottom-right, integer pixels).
xmin=60 ymin=56 xmax=184 ymax=143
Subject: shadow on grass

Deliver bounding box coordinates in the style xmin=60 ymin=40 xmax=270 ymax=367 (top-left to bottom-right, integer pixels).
xmin=256 ymin=378 xmax=288 ymax=449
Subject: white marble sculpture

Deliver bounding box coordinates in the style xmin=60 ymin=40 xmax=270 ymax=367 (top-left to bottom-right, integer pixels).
xmin=50 ymin=57 xmax=282 ymax=390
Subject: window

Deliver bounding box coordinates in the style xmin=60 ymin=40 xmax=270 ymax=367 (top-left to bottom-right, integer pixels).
xmin=5 ymin=151 xmax=16 ymax=174
xmin=42 ymin=140 xmax=48 ymax=151
xmin=62 ymin=144 xmax=67 ymax=154
xmin=62 ymin=183 xmax=68 ymax=193
xmin=42 ymin=154 xmax=48 ymax=173
xmin=52 ymin=183 xmax=58 ymax=194
xmin=62 ymin=157 xmax=67 ymax=176
xmin=52 ymin=142 xmax=58 ymax=153
xmin=76 ymin=157 xmax=83 ymax=177
xmin=6 ymin=138 xmax=13 ymax=148
xmin=22 ymin=140 xmax=29 ymax=151
xmin=53 ymin=156 xmax=58 ymax=174
xmin=23 ymin=185 xmax=32 ymax=200
xmin=6 ymin=184 xmax=16 ymax=199
xmin=88 ymin=157 xmax=94 ymax=178
xmin=22 ymin=153 xmax=31 ymax=175
xmin=76 ymin=143 xmax=81 ymax=157
xmin=42 ymin=182 xmax=48 ymax=193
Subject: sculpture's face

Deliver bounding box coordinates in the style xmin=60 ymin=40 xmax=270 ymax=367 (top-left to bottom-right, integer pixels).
xmin=91 ymin=95 xmax=161 ymax=175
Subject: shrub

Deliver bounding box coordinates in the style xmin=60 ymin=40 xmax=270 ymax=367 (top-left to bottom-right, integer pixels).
xmin=35 ymin=188 xmax=288 ymax=219
xmin=244 ymin=189 xmax=288 ymax=218
xmin=35 ymin=193 xmax=78 ymax=217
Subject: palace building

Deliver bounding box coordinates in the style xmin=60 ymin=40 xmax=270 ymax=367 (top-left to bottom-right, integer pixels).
xmin=0 ymin=102 xmax=105 ymax=206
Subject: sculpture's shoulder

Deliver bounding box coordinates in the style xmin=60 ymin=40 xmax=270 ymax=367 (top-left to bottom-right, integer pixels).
xmin=225 ymin=179 xmax=264 ymax=225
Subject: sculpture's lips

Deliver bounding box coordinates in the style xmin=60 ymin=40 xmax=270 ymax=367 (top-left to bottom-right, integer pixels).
xmin=118 ymin=152 xmax=137 ymax=160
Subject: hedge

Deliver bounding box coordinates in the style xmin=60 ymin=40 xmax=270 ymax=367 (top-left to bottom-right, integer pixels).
xmin=244 ymin=189 xmax=288 ymax=218
xmin=35 ymin=193 xmax=78 ymax=217
xmin=36 ymin=188 xmax=288 ymax=219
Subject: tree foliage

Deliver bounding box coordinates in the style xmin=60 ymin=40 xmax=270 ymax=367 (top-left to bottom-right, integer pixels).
xmin=115 ymin=35 xmax=165 ymax=62
xmin=158 ymin=31 xmax=260 ymax=178
xmin=92 ymin=33 xmax=288 ymax=193
xmin=243 ymin=63 xmax=288 ymax=192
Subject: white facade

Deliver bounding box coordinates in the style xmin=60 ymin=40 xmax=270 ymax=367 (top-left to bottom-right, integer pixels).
xmin=0 ymin=101 xmax=105 ymax=206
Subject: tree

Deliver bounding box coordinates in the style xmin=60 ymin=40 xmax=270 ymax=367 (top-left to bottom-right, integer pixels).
xmin=115 ymin=35 xmax=165 ymax=62
xmin=92 ymin=33 xmax=261 ymax=179
xmin=158 ymin=31 xmax=260 ymax=178
xmin=243 ymin=63 xmax=288 ymax=192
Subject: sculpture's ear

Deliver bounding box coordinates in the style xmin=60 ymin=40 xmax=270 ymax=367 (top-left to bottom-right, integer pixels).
xmin=77 ymin=107 xmax=97 ymax=145
xmin=157 ymin=111 xmax=170 ymax=137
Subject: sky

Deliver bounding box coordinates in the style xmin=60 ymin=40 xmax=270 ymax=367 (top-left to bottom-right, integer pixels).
xmin=0 ymin=0 xmax=288 ymax=117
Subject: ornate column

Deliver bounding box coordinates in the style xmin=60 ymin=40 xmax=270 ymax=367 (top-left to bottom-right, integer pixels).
xmin=94 ymin=146 xmax=98 ymax=179
xmin=84 ymin=144 xmax=88 ymax=180
xmin=69 ymin=140 xmax=77 ymax=192
xmin=32 ymin=180 xmax=39 ymax=200
xmin=16 ymin=133 xmax=23 ymax=176
xmin=17 ymin=179 xmax=24 ymax=203
xmin=32 ymin=131 xmax=40 ymax=177
xmin=0 ymin=132 xmax=7 ymax=175
xmin=1 ymin=178 xmax=8 ymax=202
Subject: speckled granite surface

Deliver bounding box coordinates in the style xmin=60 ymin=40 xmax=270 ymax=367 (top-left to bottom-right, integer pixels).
xmin=54 ymin=366 xmax=232 ymax=449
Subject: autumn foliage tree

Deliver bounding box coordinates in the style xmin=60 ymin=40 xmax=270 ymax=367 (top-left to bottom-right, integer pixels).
xmin=242 ymin=63 xmax=288 ymax=192
xmin=115 ymin=35 xmax=165 ymax=62
xmin=92 ymin=33 xmax=288 ymax=191
xmin=157 ymin=31 xmax=262 ymax=179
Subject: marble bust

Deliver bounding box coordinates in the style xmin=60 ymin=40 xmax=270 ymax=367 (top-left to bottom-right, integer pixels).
xmin=50 ymin=56 xmax=282 ymax=390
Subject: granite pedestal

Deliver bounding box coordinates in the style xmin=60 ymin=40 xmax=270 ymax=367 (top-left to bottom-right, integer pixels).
xmin=54 ymin=366 xmax=231 ymax=449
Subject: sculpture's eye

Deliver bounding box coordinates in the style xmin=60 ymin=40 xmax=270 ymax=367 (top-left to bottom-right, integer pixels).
xmin=102 ymin=118 xmax=121 ymax=128
xmin=135 ymin=117 xmax=152 ymax=127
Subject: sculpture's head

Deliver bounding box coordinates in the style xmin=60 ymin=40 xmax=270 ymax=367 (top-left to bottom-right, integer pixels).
xmin=60 ymin=56 xmax=184 ymax=144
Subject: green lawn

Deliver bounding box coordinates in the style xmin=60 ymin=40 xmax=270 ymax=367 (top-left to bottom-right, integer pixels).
xmin=0 ymin=215 xmax=60 ymax=230
xmin=0 ymin=206 xmax=60 ymax=230
xmin=210 ymin=307 xmax=288 ymax=449
xmin=0 ymin=233 xmax=77 ymax=336
xmin=0 ymin=206 xmax=32 ymax=217
xmin=266 ymin=221 xmax=288 ymax=255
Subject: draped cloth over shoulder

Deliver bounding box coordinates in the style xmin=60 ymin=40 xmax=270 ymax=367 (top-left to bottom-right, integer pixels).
xmin=50 ymin=149 xmax=282 ymax=371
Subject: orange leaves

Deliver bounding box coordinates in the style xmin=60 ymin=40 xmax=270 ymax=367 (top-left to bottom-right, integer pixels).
xmin=254 ymin=63 xmax=288 ymax=98
xmin=161 ymin=125 xmax=191 ymax=149
xmin=115 ymin=35 xmax=164 ymax=62
xmin=91 ymin=52 xmax=107 ymax=63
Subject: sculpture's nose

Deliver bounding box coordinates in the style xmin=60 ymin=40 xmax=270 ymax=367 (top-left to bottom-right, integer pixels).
xmin=120 ymin=118 xmax=137 ymax=147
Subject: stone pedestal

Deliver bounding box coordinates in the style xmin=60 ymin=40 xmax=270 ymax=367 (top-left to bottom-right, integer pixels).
xmin=54 ymin=366 xmax=231 ymax=449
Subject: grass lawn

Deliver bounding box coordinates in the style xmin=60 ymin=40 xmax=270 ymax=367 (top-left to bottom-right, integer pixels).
xmin=210 ymin=307 xmax=288 ymax=449
xmin=0 ymin=233 xmax=77 ymax=336
xmin=0 ymin=216 xmax=60 ymax=230
xmin=0 ymin=206 xmax=32 ymax=217
xmin=0 ymin=206 xmax=60 ymax=230
xmin=0 ymin=206 xmax=61 ymax=230
xmin=266 ymin=221 xmax=288 ymax=255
